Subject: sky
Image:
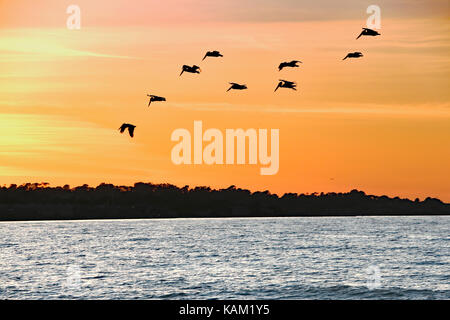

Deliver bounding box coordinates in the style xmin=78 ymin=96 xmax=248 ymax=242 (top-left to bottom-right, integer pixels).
xmin=0 ymin=0 xmax=449 ymax=201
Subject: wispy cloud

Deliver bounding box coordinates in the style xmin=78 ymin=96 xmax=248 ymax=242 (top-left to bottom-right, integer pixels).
xmin=166 ymin=101 xmax=450 ymax=117
xmin=0 ymin=35 xmax=136 ymax=61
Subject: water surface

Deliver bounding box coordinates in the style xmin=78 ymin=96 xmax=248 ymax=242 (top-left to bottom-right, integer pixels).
xmin=0 ymin=216 xmax=448 ymax=299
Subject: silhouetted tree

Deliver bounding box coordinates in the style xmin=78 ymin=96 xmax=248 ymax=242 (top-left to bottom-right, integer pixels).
xmin=0 ymin=183 xmax=448 ymax=221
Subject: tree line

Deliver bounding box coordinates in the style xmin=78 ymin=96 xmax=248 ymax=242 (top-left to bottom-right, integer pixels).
xmin=0 ymin=182 xmax=448 ymax=221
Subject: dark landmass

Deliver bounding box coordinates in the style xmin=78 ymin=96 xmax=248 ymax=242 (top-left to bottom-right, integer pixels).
xmin=0 ymin=182 xmax=448 ymax=221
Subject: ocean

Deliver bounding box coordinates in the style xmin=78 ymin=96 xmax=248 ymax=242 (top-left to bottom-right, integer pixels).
xmin=0 ymin=216 xmax=448 ymax=299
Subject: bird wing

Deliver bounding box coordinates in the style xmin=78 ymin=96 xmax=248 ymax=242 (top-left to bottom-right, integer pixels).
xmin=343 ymin=54 xmax=349 ymax=60
xmin=356 ymin=30 xmax=365 ymax=39
xmin=128 ymin=126 xmax=135 ymax=138
xmin=180 ymin=69 xmax=184 ymax=76
xmin=227 ymin=85 xmax=234 ymax=92
xmin=148 ymin=98 xmax=152 ymax=107
xmin=202 ymin=53 xmax=208 ymax=61
xmin=278 ymin=63 xmax=285 ymax=71
xmin=274 ymin=82 xmax=281 ymax=92
xmin=119 ymin=125 xmax=126 ymax=133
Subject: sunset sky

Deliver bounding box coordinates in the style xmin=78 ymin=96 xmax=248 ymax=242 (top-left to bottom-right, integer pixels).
xmin=0 ymin=0 xmax=449 ymax=201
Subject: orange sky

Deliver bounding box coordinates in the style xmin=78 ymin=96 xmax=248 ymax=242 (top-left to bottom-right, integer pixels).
xmin=0 ymin=0 xmax=449 ymax=201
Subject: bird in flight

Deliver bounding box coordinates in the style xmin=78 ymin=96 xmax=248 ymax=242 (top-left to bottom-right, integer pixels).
xmin=180 ymin=65 xmax=201 ymax=76
xmin=118 ymin=123 xmax=136 ymax=138
xmin=227 ymin=83 xmax=247 ymax=92
xmin=203 ymin=50 xmax=223 ymax=61
xmin=343 ymin=52 xmax=363 ymax=60
xmin=278 ymin=60 xmax=302 ymax=71
xmin=356 ymin=28 xmax=380 ymax=40
xmin=147 ymin=94 xmax=166 ymax=107
xmin=275 ymin=79 xmax=297 ymax=92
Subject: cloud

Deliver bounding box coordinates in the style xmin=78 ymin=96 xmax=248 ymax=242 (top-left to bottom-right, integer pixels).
xmin=1 ymin=0 xmax=448 ymax=29
xmin=166 ymin=101 xmax=450 ymax=117
xmin=0 ymin=35 xmax=135 ymax=61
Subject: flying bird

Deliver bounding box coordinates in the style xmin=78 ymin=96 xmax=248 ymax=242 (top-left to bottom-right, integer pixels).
xmin=356 ymin=28 xmax=380 ymax=40
xmin=227 ymin=82 xmax=247 ymax=92
xmin=278 ymin=60 xmax=302 ymax=71
xmin=203 ymin=50 xmax=223 ymax=61
xmin=275 ymin=79 xmax=297 ymax=92
xmin=118 ymin=123 xmax=136 ymax=138
xmin=147 ymin=94 xmax=166 ymax=107
xmin=343 ymin=52 xmax=363 ymax=60
xmin=180 ymin=65 xmax=201 ymax=76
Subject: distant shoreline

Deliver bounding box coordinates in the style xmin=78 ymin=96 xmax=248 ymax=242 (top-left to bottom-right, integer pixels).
xmin=1 ymin=183 xmax=448 ymax=221
xmin=0 ymin=213 xmax=448 ymax=223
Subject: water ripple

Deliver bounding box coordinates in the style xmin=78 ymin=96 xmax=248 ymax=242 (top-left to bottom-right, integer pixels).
xmin=0 ymin=216 xmax=448 ymax=299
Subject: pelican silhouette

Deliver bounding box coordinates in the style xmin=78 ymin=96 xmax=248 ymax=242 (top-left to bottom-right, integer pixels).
xmin=227 ymin=82 xmax=247 ymax=92
xmin=275 ymin=79 xmax=297 ymax=92
xmin=356 ymin=28 xmax=380 ymax=40
xmin=278 ymin=60 xmax=302 ymax=71
xmin=118 ymin=123 xmax=136 ymax=138
xmin=203 ymin=50 xmax=223 ymax=61
xmin=343 ymin=52 xmax=363 ymax=60
xmin=147 ymin=94 xmax=166 ymax=107
xmin=180 ymin=65 xmax=201 ymax=76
